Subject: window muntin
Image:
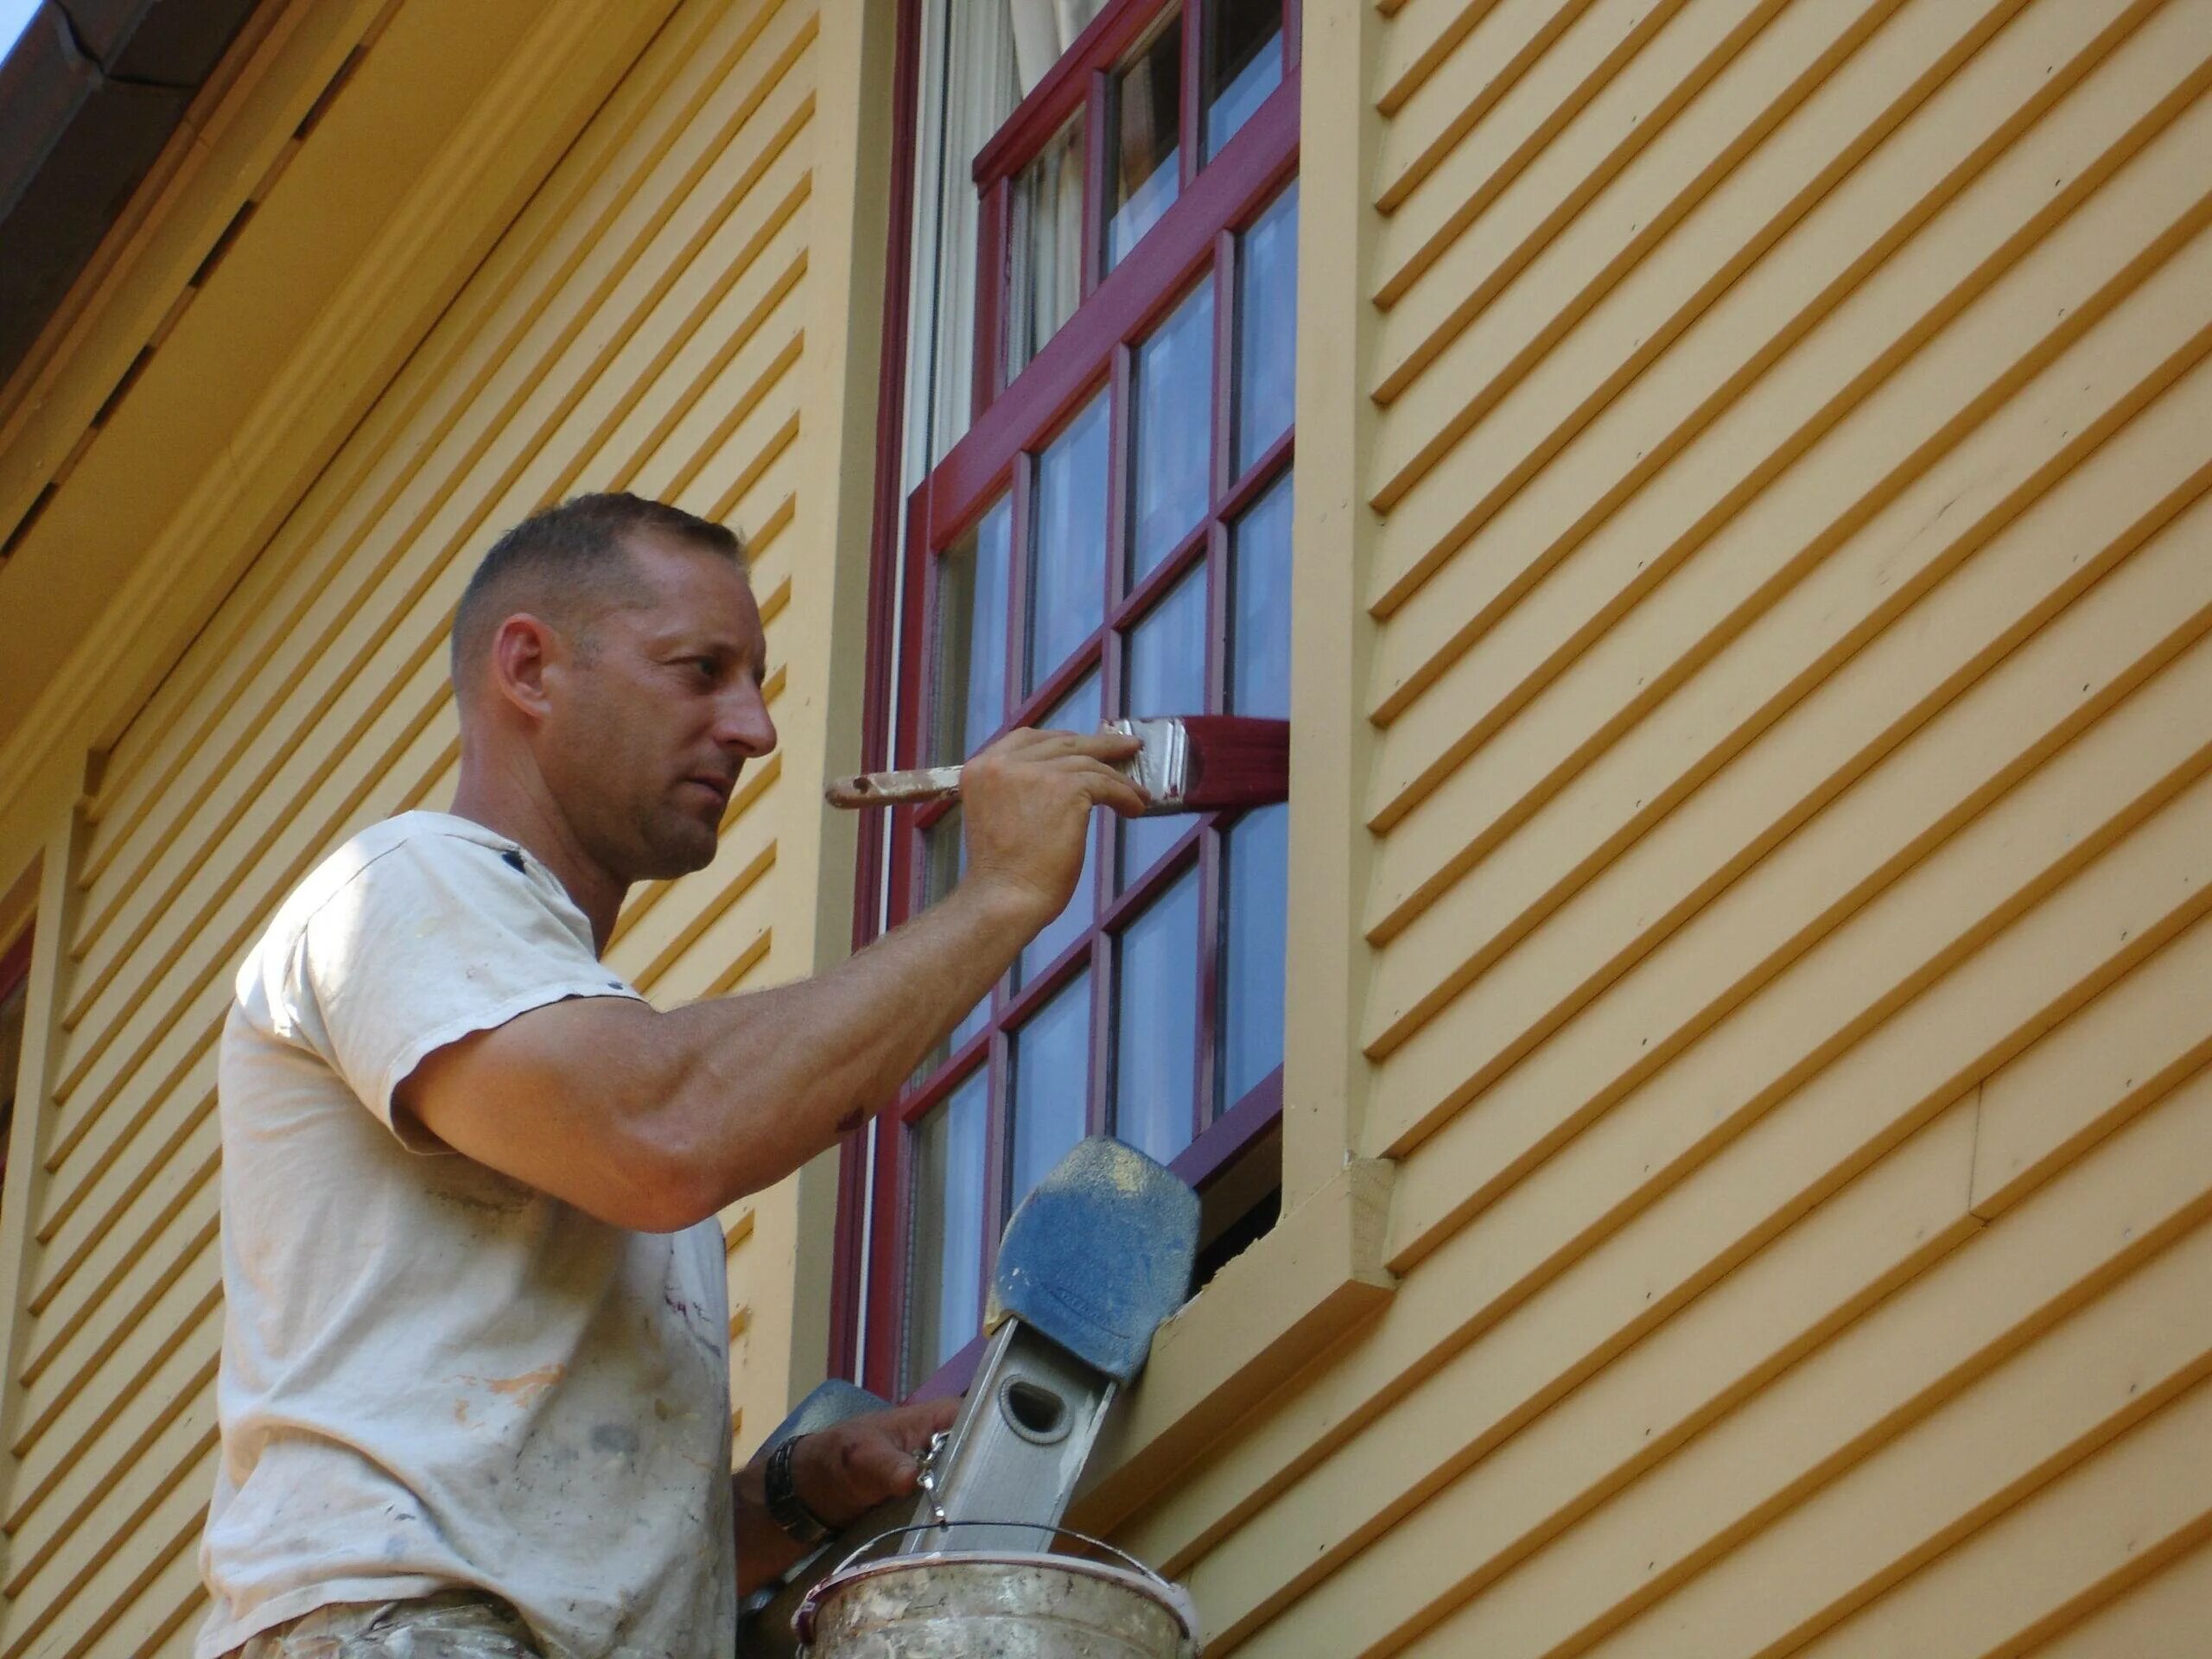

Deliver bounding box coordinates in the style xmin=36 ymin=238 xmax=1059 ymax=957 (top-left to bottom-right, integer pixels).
xmin=869 ymin=0 xmax=1298 ymax=1400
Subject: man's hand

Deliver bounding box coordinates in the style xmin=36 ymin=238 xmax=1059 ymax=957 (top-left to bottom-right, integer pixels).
xmin=734 ymin=1396 xmax=962 ymax=1594
xmin=959 ymin=727 xmax=1146 ymax=922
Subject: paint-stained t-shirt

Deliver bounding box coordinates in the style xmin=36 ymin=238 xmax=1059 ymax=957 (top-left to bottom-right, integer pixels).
xmin=198 ymin=812 xmax=734 ymax=1659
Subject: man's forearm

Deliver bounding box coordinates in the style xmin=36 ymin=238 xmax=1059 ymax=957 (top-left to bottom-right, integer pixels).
xmin=645 ymin=873 xmax=1046 ymax=1211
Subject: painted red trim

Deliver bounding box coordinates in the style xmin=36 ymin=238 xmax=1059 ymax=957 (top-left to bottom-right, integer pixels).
xmin=848 ymin=1 xmax=1301 ymax=1402
xmin=930 ymin=71 xmax=1297 ymax=534
xmin=832 ymin=0 xmax=930 ymax=1387
xmin=971 ymin=0 xmax=1160 ymax=188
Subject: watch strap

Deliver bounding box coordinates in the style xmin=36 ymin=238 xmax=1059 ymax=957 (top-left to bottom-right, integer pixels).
xmin=764 ymin=1435 xmax=830 ymax=1546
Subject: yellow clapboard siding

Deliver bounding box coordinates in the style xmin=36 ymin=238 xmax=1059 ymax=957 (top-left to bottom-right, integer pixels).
xmin=1371 ymin=500 xmax=2212 ymax=1174
xmin=1372 ymin=0 xmax=1751 ymax=332
xmin=3 ymin=1401 xmax=215 ymax=1645
xmin=1373 ymin=0 xmax=1527 ymax=118
xmin=1579 ymin=1218 xmax=2212 ymax=1657
xmin=1249 ymin=1065 xmax=2212 ymax=1656
xmin=1147 ymin=1094 xmax=1981 ymax=1639
xmin=70 ymin=0 xmax=814 ymax=963
xmin=1370 ymin=0 xmax=1850 ymax=496
xmin=2026 ymin=1531 xmax=2212 ymax=1656
xmin=13 ymin=1213 xmax=217 ymax=1471
xmin=73 ymin=0 xmax=710 ymax=850
xmin=1971 ymin=910 xmax=2212 ymax=1220
xmin=45 ymin=662 xmax=456 ymax=1190
xmin=1370 ymin=0 xmax=2191 ymax=643
xmin=21 ymin=1098 xmax=213 ymax=1386
xmin=1364 ymin=204 xmax=2212 ymax=989
xmin=649 ymin=877 xmax=779 ymax=1007
xmin=1382 ymin=650 xmax=2212 ymax=1287
xmin=6 ymin=1292 xmax=217 ymax=1548
xmin=1792 ymin=1377 xmax=2212 ymax=1657
xmin=0 ymin=1439 xmax=212 ymax=1659
xmin=68 ymin=93 xmax=817 ymax=1007
xmin=1366 ymin=0 xmax=2146 ymax=753
xmin=1373 ymin=0 xmax=1622 ymax=217
xmin=1363 ymin=338 xmax=2212 ymax=1104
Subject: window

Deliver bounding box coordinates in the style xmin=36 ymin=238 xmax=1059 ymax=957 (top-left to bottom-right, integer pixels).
xmin=850 ymin=0 xmax=1300 ymax=1400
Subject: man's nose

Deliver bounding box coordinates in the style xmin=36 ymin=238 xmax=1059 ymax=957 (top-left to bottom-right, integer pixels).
xmin=716 ymin=679 xmax=778 ymax=759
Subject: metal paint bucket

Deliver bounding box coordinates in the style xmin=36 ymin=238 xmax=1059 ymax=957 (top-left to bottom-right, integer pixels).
xmin=793 ymin=1526 xmax=1199 ymax=1659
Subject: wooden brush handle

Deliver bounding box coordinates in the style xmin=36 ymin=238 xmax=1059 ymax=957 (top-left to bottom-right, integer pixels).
xmin=823 ymin=764 xmax=965 ymax=808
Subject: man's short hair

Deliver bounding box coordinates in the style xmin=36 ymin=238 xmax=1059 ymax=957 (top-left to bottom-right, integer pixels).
xmin=449 ymin=493 xmax=746 ymax=686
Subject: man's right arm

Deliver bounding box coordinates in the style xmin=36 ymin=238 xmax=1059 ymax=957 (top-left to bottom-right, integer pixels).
xmin=393 ymin=728 xmax=1144 ymax=1231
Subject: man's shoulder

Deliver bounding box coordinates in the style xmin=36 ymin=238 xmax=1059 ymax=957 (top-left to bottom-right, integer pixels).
xmin=275 ymin=813 xmax=511 ymax=932
xmin=239 ymin=813 xmax=530 ymax=994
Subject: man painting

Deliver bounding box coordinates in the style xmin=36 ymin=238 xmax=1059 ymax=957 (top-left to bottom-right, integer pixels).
xmin=198 ymin=493 xmax=1144 ymax=1658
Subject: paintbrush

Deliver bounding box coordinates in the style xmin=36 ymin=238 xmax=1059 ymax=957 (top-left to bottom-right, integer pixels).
xmin=824 ymin=715 xmax=1288 ymax=816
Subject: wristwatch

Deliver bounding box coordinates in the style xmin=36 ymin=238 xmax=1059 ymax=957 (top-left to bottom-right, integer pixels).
xmin=763 ymin=1435 xmax=831 ymax=1546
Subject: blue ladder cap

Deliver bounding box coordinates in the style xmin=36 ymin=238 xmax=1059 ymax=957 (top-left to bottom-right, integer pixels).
xmin=986 ymin=1136 xmax=1199 ymax=1384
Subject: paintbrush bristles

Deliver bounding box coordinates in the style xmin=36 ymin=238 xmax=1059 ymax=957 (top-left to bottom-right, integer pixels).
xmin=1175 ymin=716 xmax=1290 ymax=812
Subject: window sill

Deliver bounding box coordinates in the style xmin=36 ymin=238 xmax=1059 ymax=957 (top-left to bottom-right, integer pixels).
xmin=1067 ymin=1154 xmax=1395 ymax=1536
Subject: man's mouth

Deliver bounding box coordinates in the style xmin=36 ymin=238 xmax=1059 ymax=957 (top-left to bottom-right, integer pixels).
xmin=683 ymin=774 xmax=735 ymax=811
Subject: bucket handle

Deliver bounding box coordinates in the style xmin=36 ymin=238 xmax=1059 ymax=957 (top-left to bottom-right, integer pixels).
xmin=792 ymin=1520 xmax=1199 ymax=1654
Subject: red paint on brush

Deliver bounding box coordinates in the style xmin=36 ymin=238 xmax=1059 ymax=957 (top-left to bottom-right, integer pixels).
xmin=1178 ymin=716 xmax=1289 ymax=811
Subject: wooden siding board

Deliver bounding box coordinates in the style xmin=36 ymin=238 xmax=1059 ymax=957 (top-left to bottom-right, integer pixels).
xmin=1255 ymin=1067 xmax=2212 ymax=1656
xmin=1364 ymin=209 xmax=2212 ymax=993
xmin=1363 ymin=341 xmax=2212 ymax=1155
xmin=72 ymin=0 xmax=807 ymax=965
xmin=1365 ymin=0 xmax=2124 ymax=745
xmin=1373 ymin=0 xmax=1519 ymax=117
xmin=1373 ymin=0 xmax=1614 ymax=206
xmin=1792 ymin=1377 xmax=2212 ymax=1658
xmin=1579 ymin=1216 xmax=2212 ymax=1658
xmin=0 ymin=0 xmax=837 ymax=1648
xmin=1162 ymin=1095 xmax=1983 ymax=1644
xmin=2025 ymin=1531 xmax=2212 ymax=1656
xmin=1173 ymin=690 xmax=2212 ymax=1606
xmin=1371 ymin=491 xmax=2212 ymax=1177
xmin=1370 ymin=0 xmax=2192 ymax=648
xmin=1970 ymin=912 xmax=2212 ymax=1220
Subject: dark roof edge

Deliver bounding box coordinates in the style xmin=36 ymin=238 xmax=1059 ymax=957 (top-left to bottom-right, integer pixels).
xmin=0 ymin=0 xmax=268 ymax=389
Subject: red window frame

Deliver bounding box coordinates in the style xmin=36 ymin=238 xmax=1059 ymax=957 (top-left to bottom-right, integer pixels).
xmin=838 ymin=0 xmax=1301 ymax=1402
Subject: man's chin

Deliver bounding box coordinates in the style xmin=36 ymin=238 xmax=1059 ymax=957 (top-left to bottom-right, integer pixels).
xmin=635 ymin=819 xmax=720 ymax=880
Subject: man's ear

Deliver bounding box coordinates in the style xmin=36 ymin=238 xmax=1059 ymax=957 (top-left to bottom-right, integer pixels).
xmin=488 ymin=613 xmax=563 ymax=722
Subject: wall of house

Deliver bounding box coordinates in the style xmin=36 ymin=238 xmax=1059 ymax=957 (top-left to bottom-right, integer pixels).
xmin=1106 ymin=0 xmax=2212 ymax=1651
xmin=0 ymin=0 xmax=893 ymax=1650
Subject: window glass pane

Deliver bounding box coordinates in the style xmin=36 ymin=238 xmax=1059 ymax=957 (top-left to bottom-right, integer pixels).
xmin=935 ymin=498 xmax=1014 ymax=761
xmin=1129 ymin=282 xmax=1214 ymax=582
xmin=1230 ymin=472 xmax=1292 ymax=719
xmin=1007 ymin=112 xmax=1086 ymax=378
xmin=906 ymin=1065 xmax=989 ymax=1391
xmin=1010 ymin=969 xmax=1092 ymax=1211
xmin=1028 ymin=394 xmax=1110 ymax=691
xmin=1221 ymin=802 xmax=1288 ymax=1107
xmin=919 ymin=807 xmax=989 ymax=1069
xmin=1118 ymin=567 xmax=1206 ymax=886
xmin=1114 ymin=868 xmax=1200 ymax=1165
xmin=1107 ymin=12 xmax=1182 ymax=270
xmin=1235 ymin=182 xmax=1299 ymax=474
xmin=1205 ymin=0 xmax=1283 ymax=161
xmin=1018 ymin=671 xmax=1102 ymax=984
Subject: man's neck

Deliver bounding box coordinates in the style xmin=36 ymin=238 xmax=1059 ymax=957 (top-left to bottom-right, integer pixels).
xmin=449 ymin=763 xmax=626 ymax=953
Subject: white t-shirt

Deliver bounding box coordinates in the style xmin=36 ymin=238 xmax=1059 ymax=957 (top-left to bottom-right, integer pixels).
xmin=198 ymin=812 xmax=735 ymax=1659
